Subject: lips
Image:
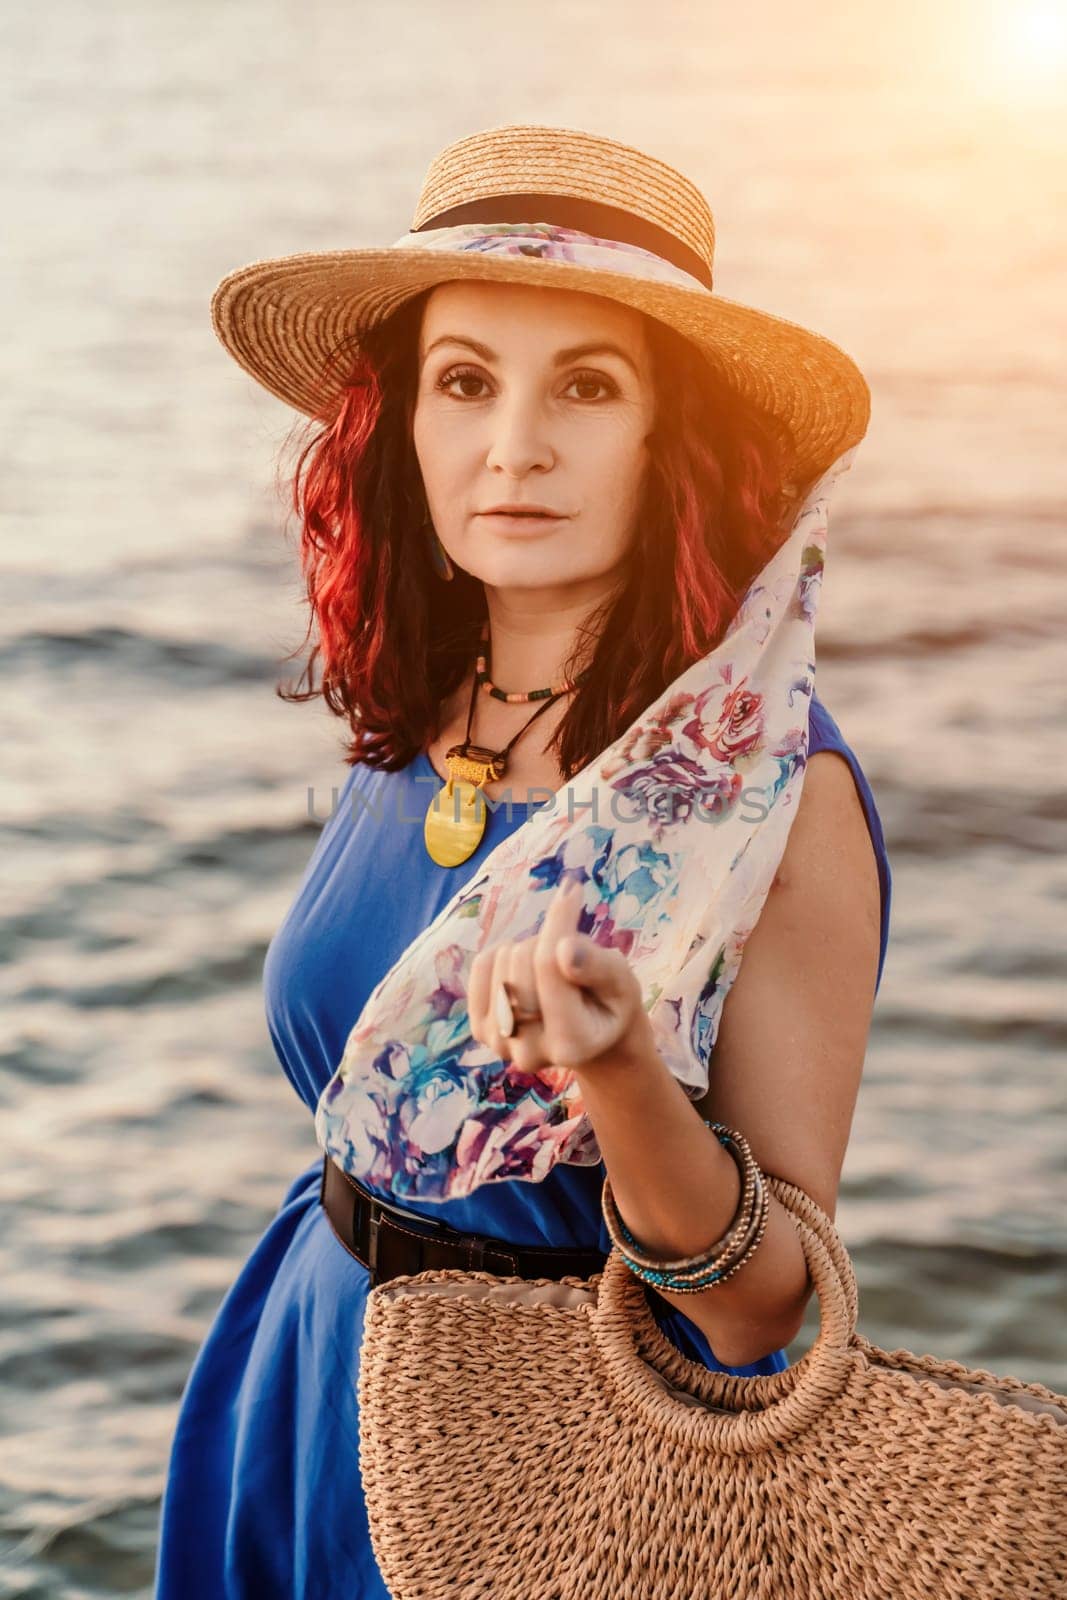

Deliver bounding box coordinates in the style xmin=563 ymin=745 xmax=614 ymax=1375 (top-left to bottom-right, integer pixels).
xmin=478 ymin=508 xmax=568 ymax=519
xmin=478 ymin=510 xmax=568 ymax=534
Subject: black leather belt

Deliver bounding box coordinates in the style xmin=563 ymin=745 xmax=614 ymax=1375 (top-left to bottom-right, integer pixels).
xmin=319 ymin=1152 xmax=607 ymax=1288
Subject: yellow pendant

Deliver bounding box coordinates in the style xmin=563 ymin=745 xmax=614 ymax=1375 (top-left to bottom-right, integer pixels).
xmin=423 ymin=744 xmax=505 ymax=867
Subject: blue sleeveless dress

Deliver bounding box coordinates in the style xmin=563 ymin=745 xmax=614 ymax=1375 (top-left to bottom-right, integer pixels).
xmin=154 ymin=693 xmax=892 ymax=1599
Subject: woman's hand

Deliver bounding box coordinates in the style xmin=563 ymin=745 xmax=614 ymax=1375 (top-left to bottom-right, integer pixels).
xmin=467 ymin=879 xmax=651 ymax=1076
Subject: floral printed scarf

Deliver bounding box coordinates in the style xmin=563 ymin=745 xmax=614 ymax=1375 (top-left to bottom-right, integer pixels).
xmin=314 ymin=430 xmax=859 ymax=1202
xmin=384 ymin=219 xmax=714 ymax=291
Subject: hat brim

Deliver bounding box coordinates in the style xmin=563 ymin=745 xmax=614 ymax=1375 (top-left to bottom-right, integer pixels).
xmin=210 ymin=247 xmax=870 ymax=497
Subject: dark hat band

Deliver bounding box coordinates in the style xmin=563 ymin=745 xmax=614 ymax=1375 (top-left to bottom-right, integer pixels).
xmin=413 ymin=193 xmax=713 ymax=290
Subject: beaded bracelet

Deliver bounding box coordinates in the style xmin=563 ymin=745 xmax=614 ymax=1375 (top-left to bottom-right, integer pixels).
xmin=602 ymin=1171 xmax=768 ymax=1293
xmin=603 ymin=1164 xmax=768 ymax=1293
xmin=599 ymin=1122 xmax=770 ymax=1295
xmin=611 ymin=1173 xmax=769 ymax=1295
xmin=604 ymin=1125 xmax=760 ymax=1270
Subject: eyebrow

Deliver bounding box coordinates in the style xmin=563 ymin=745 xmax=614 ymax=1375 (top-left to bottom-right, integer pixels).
xmin=421 ymin=334 xmax=641 ymax=379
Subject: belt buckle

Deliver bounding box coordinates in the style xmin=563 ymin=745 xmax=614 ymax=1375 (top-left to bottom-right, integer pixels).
xmin=365 ymin=1195 xmax=443 ymax=1289
xmin=335 ymin=1161 xmax=524 ymax=1286
xmin=364 ymin=1184 xmax=448 ymax=1235
xmin=468 ymin=1237 xmax=520 ymax=1276
xmin=367 ymin=1209 xmax=379 ymax=1281
xmin=364 ymin=1204 xmax=521 ymax=1287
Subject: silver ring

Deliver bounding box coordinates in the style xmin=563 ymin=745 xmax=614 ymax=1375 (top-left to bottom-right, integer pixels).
xmin=494 ymin=979 xmax=542 ymax=1040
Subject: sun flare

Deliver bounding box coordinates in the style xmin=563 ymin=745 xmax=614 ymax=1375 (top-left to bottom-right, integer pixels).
xmin=988 ymin=0 xmax=1067 ymax=93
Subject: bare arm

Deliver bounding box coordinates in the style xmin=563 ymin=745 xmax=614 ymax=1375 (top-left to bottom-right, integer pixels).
xmin=575 ymin=749 xmax=883 ymax=1366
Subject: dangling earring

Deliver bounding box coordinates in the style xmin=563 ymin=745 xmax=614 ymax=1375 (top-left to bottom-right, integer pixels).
xmin=427 ymin=517 xmax=455 ymax=582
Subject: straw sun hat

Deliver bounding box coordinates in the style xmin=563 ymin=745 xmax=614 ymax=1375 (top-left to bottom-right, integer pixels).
xmin=210 ymin=122 xmax=870 ymax=500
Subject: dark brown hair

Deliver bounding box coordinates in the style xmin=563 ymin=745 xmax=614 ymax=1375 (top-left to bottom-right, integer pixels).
xmin=274 ymin=287 xmax=794 ymax=780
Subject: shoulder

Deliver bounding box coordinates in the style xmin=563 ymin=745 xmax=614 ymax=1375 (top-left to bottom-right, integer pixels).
xmin=769 ymin=719 xmax=881 ymax=956
xmin=790 ymin=747 xmax=879 ymax=879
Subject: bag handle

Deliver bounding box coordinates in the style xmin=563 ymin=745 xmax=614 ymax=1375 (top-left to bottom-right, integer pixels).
xmin=764 ymin=1172 xmax=860 ymax=1328
xmin=590 ymin=1172 xmax=861 ymax=1451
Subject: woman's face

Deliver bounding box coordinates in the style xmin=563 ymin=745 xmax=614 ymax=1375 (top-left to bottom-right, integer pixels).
xmin=412 ymin=280 xmax=656 ymax=600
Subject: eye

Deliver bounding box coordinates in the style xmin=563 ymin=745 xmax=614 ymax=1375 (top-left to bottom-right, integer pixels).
xmin=434 ymin=364 xmax=489 ymax=399
xmin=562 ymin=369 xmax=619 ymax=402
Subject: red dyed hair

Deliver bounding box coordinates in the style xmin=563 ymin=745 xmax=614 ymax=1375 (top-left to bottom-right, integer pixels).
xmin=274 ymin=288 xmax=795 ymax=780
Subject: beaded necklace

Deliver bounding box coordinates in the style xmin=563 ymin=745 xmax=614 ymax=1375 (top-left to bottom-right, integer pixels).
xmin=423 ymin=620 xmax=590 ymax=867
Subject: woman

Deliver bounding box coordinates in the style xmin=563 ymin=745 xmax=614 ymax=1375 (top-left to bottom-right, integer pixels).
xmin=155 ymin=123 xmax=892 ymax=1597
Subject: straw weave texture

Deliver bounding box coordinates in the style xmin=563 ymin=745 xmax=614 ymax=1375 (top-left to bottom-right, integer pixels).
xmin=209 ymin=123 xmax=872 ymax=504
xmin=357 ymin=1174 xmax=1067 ymax=1599
xmin=410 ymin=122 xmax=717 ymax=273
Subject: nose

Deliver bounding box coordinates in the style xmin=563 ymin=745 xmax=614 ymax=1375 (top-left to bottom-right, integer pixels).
xmin=484 ymin=389 xmax=555 ymax=479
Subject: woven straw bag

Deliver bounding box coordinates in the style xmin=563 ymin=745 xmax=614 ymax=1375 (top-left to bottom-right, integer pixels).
xmin=357 ymin=1172 xmax=1067 ymax=1599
